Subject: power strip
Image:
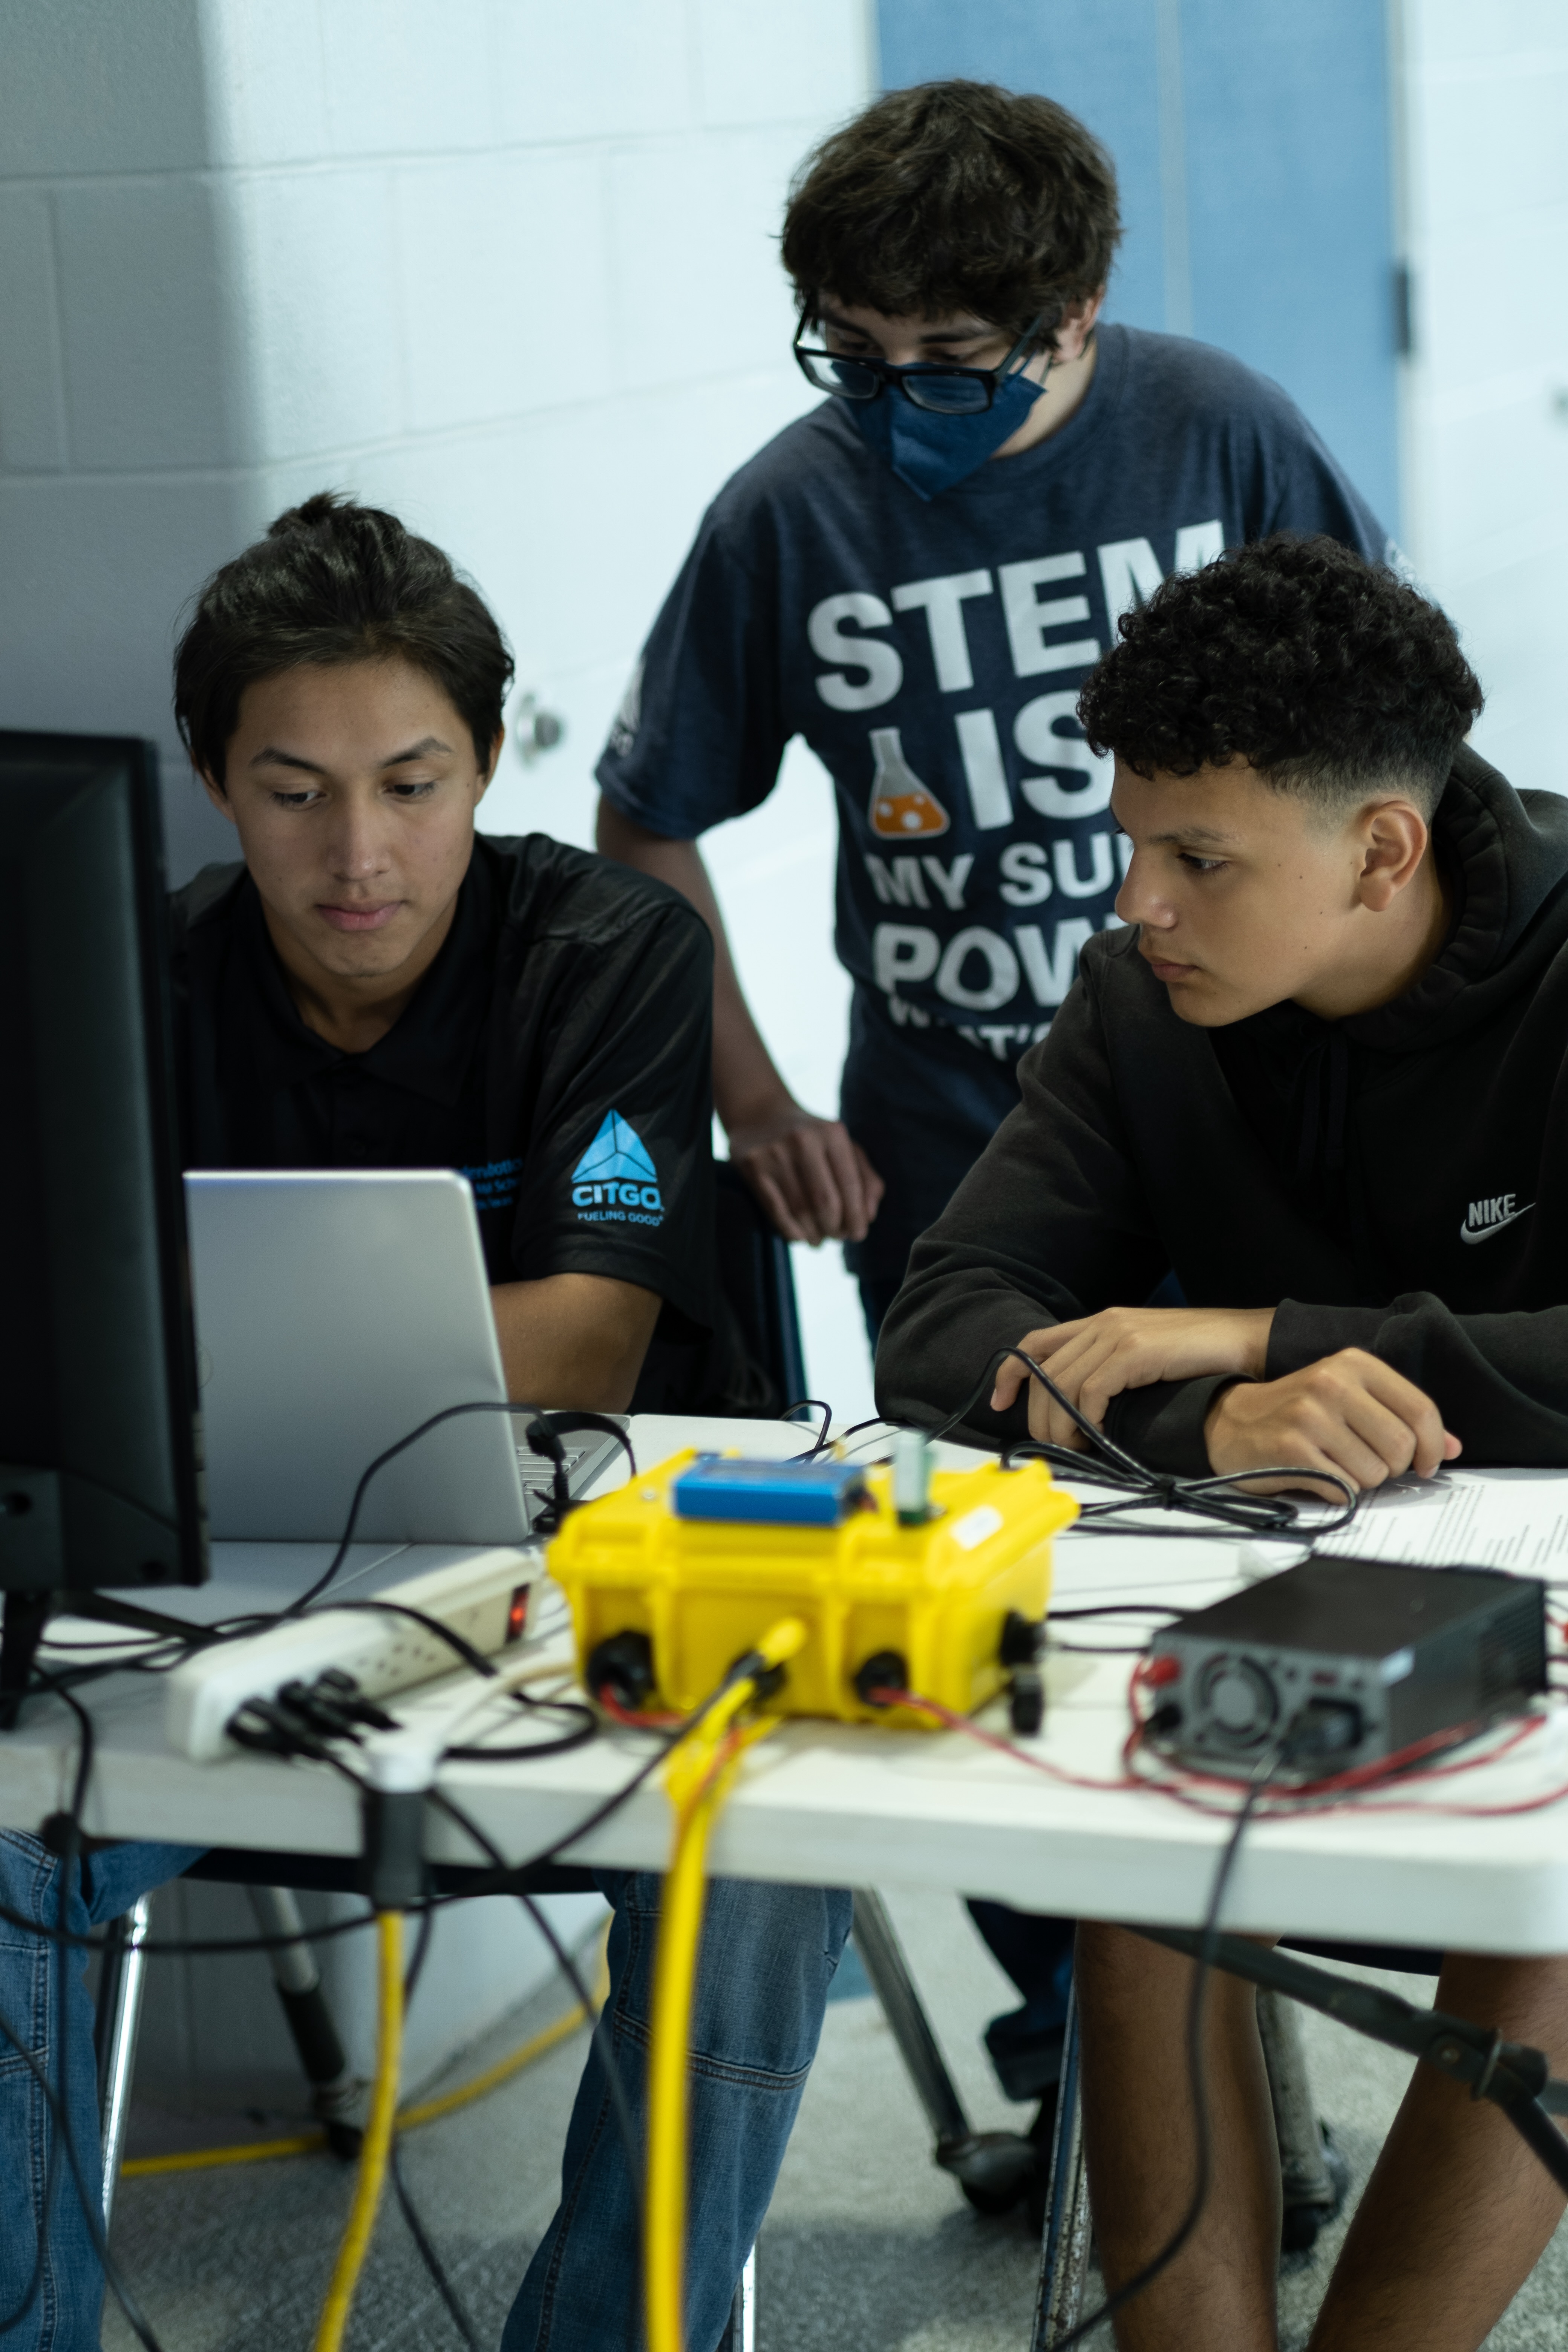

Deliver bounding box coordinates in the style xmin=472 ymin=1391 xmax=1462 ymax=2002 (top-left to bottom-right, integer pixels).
xmin=164 ymin=1546 xmax=543 ymax=1762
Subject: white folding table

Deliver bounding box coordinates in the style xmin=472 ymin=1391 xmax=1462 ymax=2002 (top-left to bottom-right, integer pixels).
xmin=4 ymin=1414 xmax=1566 ymax=2351
xmin=6 ymin=1415 xmax=1565 ymax=1954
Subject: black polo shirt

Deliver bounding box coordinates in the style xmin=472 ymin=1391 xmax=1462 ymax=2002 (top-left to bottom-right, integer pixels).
xmin=170 ymin=833 xmax=716 ymax=1346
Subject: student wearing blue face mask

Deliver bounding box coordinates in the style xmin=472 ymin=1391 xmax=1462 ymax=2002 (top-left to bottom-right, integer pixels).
xmin=599 ymin=79 xmax=1390 ymax=1307
xmin=598 ymin=75 xmax=1392 ymax=2193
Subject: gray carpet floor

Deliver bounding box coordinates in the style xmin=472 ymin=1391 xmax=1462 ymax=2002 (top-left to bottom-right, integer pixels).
xmin=103 ymin=1890 xmax=1568 ymax=2351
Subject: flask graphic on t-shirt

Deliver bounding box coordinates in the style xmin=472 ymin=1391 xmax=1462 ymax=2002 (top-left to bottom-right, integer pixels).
xmin=867 ymin=727 xmax=950 ymax=839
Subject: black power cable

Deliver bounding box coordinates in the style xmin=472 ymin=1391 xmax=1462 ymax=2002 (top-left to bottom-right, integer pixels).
xmin=387 ymin=1904 xmax=483 ymax=2349
xmin=0 ymin=1677 xmax=167 ymax=2352
xmin=943 ymin=1344 xmax=1359 ymax=1536
xmin=289 ymin=1403 xmax=636 ymax=1615
xmin=424 ymin=1788 xmax=643 ymax=2211
xmin=1050 ymin=1735 xmax=1291 ymax=2351
xmin=389 ymin=2138 xmax=480 ymax=2351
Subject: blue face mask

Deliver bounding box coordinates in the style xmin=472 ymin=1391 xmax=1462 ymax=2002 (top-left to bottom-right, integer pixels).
xmin=848 ymin=364 xmax=1046 ymax=500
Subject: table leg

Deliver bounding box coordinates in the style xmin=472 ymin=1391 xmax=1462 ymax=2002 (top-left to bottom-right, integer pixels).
xmin=851 ymin=1889 xmax=1037 ymax=2211
xmin=1032 ymin=1982 xmax=1091 ymax=2350
xmin=98 ymin=1894 xmax=152 ymax=2229
xmin=723 ymin=2245 xmax=755 ymax=2352
xmin=246 ymin=1885 xmax=362 ymax=2155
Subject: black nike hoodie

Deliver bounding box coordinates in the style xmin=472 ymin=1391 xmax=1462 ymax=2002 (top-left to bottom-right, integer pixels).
xmin=876 ymin=746 xmax=1568 ymax=1470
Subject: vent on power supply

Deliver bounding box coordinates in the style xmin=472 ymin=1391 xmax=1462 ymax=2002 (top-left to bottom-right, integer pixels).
xmin=1195 ymin=1652 xmax=1280 ymax=1750
xmin=1476 ymin=1608 xmax=1544 ymax=1703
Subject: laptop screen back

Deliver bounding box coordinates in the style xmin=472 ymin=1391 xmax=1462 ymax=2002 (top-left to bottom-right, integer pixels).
xmin=185 ymin=1170 xmax=528 ymax=1544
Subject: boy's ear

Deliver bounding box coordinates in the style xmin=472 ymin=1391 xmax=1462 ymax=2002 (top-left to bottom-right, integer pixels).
xmin=1054 ymin=288 xmax=1106 ymax=361
xmin=1355 ymin=801 xmax=1430 ymax=913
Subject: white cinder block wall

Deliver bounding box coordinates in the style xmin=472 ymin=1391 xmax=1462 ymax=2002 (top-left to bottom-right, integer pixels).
xmin=1399 ymin=2 xmax=1568 ymax=792
xmin=0 ymin=0 xmax=876 ymax=2086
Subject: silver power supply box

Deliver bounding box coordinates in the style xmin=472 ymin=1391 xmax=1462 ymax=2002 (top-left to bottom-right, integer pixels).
xmin=1145 ymin=1556 xmax=1547 ymax=1780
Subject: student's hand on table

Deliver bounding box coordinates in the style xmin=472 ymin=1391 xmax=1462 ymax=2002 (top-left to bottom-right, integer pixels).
xmin=1204 ymin=1349 xmax=1462 ymax=1499
xmin=990 ymin=1307 xmax=1276 ymax=1447
xmin=727 ymin=1099 xmax=885 ymax=1245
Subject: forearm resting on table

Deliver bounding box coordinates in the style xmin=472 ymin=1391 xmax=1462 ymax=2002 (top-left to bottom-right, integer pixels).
xmin=489 ymin=1272 xmax=661 ymax=1411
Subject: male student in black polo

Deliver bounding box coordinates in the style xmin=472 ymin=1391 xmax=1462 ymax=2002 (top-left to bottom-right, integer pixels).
xmin=172 ymin=495 xmax=712 ymax=1413
xmin=0 ymin=495 xmax=848 ymax=2352
xmin=878 ymin=536 xmax=1568 ymax=2350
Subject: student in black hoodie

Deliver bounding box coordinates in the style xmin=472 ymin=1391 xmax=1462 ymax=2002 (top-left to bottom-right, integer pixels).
xmin=877 ymin=535 xmax=1568 ymax=2349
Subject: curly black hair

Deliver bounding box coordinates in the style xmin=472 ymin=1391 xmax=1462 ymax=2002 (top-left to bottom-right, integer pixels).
xmin=782 ymin=81 xmax=1119 ymax=353
xmin=174 ymin=491 xmax=514 ymax=787
xmin=1077 ymin=534 xmax=1482 ymax=816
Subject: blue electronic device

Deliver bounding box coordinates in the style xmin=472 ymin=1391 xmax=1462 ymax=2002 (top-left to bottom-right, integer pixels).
xmin=670 ymin=1457 xmax=868 ymax=1528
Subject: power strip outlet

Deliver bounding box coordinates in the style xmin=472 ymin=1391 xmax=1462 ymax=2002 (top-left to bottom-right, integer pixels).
xmin=165 ymin=1547 xmax=542 ymax=1762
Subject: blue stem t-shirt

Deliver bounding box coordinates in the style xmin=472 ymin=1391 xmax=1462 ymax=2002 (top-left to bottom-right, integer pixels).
xmin=598 ymin=324 xmax=1389 ymax=1280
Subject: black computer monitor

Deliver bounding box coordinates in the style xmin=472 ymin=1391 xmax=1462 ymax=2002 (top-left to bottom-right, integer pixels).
xmin=0 ymin=730 xmax=206 ymax=1719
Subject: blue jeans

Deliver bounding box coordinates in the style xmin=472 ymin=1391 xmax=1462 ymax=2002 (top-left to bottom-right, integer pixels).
xmin=0 ymin=1834 xmax=849 ymax=2352
xmin=504 ymin=1871 xmax=852 ymax=2352
xmin=0 ymin=1831 xmax=204 ymax=2350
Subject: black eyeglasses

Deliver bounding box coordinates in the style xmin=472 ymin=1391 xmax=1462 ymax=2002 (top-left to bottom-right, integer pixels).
xmin=793 ymin=312 xmax=1045 ymax=416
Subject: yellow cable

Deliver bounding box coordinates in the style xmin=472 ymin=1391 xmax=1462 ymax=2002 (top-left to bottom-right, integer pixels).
xmin=645 ymin=1618 xmax=806 ymax=2352
xmin=312 ymin=1910 xmax=404 ymax=2352
xmin=120 ymin=1920 xmax=613 ymax=2179
xmin=123 ymin=2132 xmax=325 ymax=2176
xmin=398 ymin=1992 xmax=584 ymax=2128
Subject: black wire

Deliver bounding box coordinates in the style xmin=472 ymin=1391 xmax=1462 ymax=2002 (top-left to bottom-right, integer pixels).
xmin=1051 ymin=1737 xmax=1289 ymax=2351
xmin=389 ymin=2139 xmax=480 ymax=2350
xmin=0 ymin=1680 xmax=168 ymax=2352
xmin=441 ymin=1708 xmax=598 ymax=1764
xmin=1049 ymin=1644 xmax=1156 ymax=1657
xmin=1048 ymin=1603 xmax=1184 ymax=1621
xmin=978 ymin=1349 xmax=1360 ymax=1536
xmin=425 ymin=1789 xmax=645 ymax=2226
xmin=780 ymin=1399 xmax=834 ymax=1461
xmin=390 ymin=1901 xmax=482 ymax=2348
xmin=0 ymin=1981 xmax=167 ymax=2352
xmin=287 ymin=1401 xmax=567 ymax=1614
xmin=5 ymin=1675 xmax=696 ymax=1962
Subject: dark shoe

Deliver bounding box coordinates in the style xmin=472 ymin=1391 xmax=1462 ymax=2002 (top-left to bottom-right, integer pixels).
xmin=984 ymin=2005 xmax=1067 ymax=2102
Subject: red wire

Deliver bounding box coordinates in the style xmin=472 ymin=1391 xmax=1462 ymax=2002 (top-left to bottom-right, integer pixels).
xmin=864 ymin=1687 xmax=1140 ymax=1794
xmin=596 ymin=1687 xmax=684 ymax=1731
xmin=867 ymin=1680 xmax=1565 ymax=1824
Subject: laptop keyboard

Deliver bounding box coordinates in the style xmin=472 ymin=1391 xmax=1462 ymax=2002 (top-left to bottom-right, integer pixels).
xmin=514 ymin=1437 xmax=605 ymax=1498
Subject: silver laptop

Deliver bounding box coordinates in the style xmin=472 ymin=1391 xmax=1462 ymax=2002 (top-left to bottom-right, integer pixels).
xmin=184 ymin=1170 xmax=622 ymax=1544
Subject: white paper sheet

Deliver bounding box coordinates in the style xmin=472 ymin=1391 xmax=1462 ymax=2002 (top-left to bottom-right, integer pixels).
xmin=1310 ymin=1468 xmax=1568 ymax=1576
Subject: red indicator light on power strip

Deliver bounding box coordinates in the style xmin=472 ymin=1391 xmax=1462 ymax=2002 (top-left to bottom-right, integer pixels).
xmin=507 ymin=1587 xmax=531 ymax=1644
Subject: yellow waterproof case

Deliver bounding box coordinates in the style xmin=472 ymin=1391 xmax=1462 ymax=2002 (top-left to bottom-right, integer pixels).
xmin=549 ymin=1449 xmax=1078 ymax=1725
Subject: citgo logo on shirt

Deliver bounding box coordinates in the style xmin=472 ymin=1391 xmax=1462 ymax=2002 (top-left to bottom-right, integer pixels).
xmin=572 ymin=1111 xmax=664 ymax=1227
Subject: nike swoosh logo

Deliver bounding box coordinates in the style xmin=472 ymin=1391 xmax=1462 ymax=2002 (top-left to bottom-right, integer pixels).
xmin=1459 ymin=1204 xmax=1534 ymax=1244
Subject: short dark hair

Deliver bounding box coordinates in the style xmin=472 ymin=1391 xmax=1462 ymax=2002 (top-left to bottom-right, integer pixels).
xmin=781 ymin=80 xmax=1120 ymax=351
xmin=1077 ymin=535 xmax=1484 ymax=818
xmin=173 ymin=492 xmax=515 ymax=787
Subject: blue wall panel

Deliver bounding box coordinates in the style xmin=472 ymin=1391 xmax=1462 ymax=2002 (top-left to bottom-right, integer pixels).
xmin=874 ymin=0 xmax=1168 ymax=331
xmin=877 ymin=0 xmax=1400 ymax=533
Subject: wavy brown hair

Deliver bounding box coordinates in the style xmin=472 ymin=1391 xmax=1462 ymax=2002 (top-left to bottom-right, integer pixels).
xmin=782 ymin=80 xmax=1120 ymax=350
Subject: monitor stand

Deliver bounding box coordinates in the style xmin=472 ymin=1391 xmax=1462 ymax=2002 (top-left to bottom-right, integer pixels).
xmin=0 ymin=1588 xmax=220 ymax=1731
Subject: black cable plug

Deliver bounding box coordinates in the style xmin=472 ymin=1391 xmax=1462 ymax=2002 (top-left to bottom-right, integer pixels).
xmin=854 ymin=1650 xmax=908 ymax=1706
